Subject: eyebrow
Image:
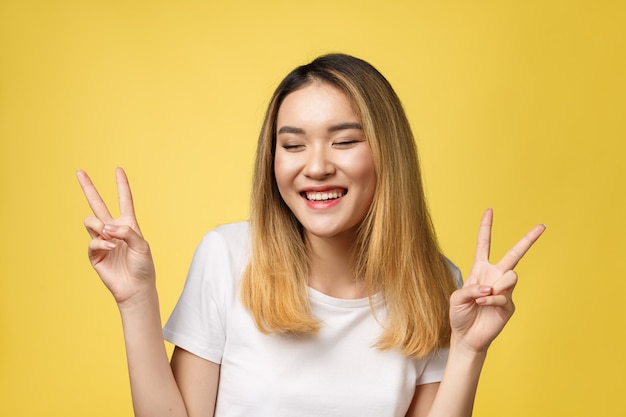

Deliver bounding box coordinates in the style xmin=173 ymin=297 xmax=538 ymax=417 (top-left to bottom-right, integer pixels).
xmin=277 ymin=122 xmax=362 ymax=135
xmin=328 ymin=122 xmax=362 ymax=132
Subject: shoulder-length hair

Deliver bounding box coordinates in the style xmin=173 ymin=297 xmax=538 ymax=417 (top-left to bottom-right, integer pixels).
xmin=240 ymin=53 xmax=457 ymax=357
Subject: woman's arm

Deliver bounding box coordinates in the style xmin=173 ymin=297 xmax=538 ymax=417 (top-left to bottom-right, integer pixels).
xmin=405 ymin=383 xmax=440 ymax=417
xmin=171 ymin=347 xmax=221 ymax=416
xmin=118 ymin=286 xmax=189 ymax=417
xmin=407 ymin=209 xmax=545 ymax=417
xmin=406 ymin=346 xmax=485 ymax=417
xmin=410 ymin=339 xmax=486 ymax=417
xmin=77 ymin=168 xmax=218 ymax=417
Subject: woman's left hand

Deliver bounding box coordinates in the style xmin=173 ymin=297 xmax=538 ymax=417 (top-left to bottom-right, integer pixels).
xmin=450 ymin=208 xmax=546 ymax=353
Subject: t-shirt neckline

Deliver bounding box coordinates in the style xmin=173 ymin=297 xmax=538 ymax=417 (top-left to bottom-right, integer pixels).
xmin=307 ymin=286 xmax=383 ymax=308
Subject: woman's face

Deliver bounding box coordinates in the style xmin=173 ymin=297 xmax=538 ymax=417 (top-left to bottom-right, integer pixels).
xmin=274 ymin=81 xmax=376 ymax=241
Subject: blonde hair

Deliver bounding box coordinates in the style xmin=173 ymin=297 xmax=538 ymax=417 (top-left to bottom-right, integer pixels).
xmin=240 ymin=53 xmax=457 ymax=357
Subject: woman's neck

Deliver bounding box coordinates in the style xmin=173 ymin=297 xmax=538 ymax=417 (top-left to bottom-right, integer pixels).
xmin=305 ymin=231 xmax=366 ymax=299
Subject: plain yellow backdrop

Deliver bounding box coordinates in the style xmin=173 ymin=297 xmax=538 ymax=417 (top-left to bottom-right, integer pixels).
xmin=1 ymin=1 xmax=624 ymax=416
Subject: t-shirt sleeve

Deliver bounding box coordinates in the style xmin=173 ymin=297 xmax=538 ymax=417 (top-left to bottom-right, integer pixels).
xmin=415 ymin=258 xmax=462 ymax=385
xmin=163 ymin=230 xmax=235 ymax=364
xmin=416 ymin=348 xmax=450 ymax=385
xmin=446 ymin=257 xmax=463 ymax=288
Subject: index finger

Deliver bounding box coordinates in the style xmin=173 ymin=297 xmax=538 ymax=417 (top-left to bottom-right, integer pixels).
xmin=76 ymin=169 xmax=113 ymax=221
xmin=115 ymin=167 xmax=136 ymax=218
xmin=496 ymin=223 xmax=546 ymax=271
xmin=474 ymin=208 xmax=493 ymax=262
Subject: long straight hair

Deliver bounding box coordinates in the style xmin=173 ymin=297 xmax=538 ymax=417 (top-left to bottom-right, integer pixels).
xmin=240 ymin=53 xmax=457 ymax=357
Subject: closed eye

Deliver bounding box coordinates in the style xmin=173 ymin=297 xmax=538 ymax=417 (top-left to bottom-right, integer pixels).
xmin=281 ymin=144 xmax=304 ymax=151
xmin=333 ymin=139 xmax=363 ymax=148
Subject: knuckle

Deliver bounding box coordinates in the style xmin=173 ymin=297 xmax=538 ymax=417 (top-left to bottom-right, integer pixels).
xmin=117 ymin=225 xmax=131 ymax=234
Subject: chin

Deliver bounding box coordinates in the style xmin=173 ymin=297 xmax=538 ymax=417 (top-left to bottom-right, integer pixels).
xmin=302 ymin=223 xmax=361 ymax=241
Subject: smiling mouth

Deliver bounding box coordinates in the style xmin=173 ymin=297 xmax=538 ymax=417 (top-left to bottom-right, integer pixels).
xmin=303 ymin=189 xmax=347 ymax=201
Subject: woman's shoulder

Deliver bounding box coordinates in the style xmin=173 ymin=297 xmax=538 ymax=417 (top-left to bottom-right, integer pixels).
xmin=206 ymin=221 xmax=250 ymax=241
xmin=444 ymin=257 xmax=463 ymax=288
xmin=199 ymin=221 xmax=250 ymax=243
xmin=195 ymin=221 xmax=251 ymax=267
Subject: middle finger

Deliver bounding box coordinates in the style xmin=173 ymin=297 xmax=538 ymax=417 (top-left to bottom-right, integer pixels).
xmin=77 ymin=170 xmax=113 ymax=222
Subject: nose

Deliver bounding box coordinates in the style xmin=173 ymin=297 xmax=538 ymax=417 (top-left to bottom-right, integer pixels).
xmin=303 ymin=144 xmax=335 ymax=179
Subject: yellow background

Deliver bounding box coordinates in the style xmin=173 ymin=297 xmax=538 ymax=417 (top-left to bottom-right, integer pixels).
xmin=1 ymin=1 xmax=624 ymax=416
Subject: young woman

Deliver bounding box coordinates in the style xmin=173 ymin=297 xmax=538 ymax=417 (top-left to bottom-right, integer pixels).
xmin=77 ymin=53 xmax=545 ymax=417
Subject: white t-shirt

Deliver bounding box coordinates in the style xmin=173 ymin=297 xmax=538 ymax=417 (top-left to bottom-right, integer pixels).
xmin=164 ymin=222 xmax=459 ymax=417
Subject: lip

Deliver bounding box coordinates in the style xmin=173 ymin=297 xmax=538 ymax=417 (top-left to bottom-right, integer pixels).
xmin=299 ymin=185 xmax=347 ymax=210
xmin=300 ymin=185 xmax=347 ymax=193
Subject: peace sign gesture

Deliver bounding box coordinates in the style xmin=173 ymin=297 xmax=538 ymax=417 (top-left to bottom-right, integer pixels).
xmin=77 ymin=168 xmax=156 ymax=306
xmin=450 ymin=209 xmax=546 ymax=353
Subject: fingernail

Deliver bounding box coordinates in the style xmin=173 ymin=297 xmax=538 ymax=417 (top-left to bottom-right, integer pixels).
xmin=479 ymin=286 xmax=492 ymax=294
xmin=476 ymin=297 xmax=488 ymax=305
xmin=105 ymin=242 xmax=116 ymax=249
xmin=103 ymin=224 xmax=117 ymax=232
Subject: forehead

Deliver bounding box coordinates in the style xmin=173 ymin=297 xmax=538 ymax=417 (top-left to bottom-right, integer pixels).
xmin=276 ymin=82 xmax=360 ymax=127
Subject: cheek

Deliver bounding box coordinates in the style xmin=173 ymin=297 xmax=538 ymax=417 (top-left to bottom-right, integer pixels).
xmin=273 ymin=153 xmax=296 ymax=195
xmin=348 ymin=151 xmax=377 ymax=190
xmin=352 ymin=153 xmax=377 ymax=212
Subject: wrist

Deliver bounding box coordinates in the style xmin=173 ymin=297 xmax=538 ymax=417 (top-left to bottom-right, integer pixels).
xmin=117 ymin=285 xmax=160 ymax=314
xmin=450 ymin=335 xmax=489 ymax=363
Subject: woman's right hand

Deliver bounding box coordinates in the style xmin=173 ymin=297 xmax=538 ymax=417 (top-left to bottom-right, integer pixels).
xmin=77 ymin=168 xmax=156 ymax=306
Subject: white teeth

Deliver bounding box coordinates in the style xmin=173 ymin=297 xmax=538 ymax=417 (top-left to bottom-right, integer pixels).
xmin=305 ymin=191 xmax=344 ymax=201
